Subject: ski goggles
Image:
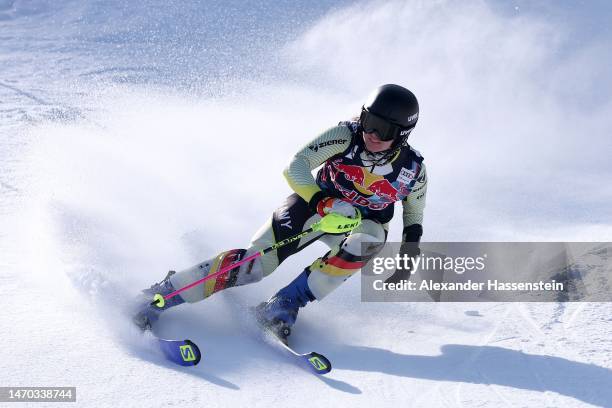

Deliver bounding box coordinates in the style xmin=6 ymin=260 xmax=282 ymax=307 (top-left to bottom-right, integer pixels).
xmin=360 ymin=108 xmax=414 ymax=141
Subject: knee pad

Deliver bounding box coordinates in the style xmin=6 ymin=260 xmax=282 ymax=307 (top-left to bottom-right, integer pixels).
xmin=306 ymin=220 xmax=387 ymax=300
xmin=169 ymin=248 xmax=263 ymax=303
xmin=346 ymin=219 xmax=386 ymax=256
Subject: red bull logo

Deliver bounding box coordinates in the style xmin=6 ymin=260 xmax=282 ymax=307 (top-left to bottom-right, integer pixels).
xmin=331 ymin=160 xmax=404 ymax=207
xmin=333 ymin=163 xmax=365 ymax=185
xmin=368 ymin=179 xmax=400 ymax=201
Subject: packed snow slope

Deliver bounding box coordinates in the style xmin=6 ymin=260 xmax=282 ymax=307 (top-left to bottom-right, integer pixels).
xmin=1 ymin=1 xmax=611 ymax=407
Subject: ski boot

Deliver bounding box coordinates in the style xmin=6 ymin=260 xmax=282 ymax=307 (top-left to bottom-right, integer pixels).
xmin=254 ymin=268 xmax=315 ymax=343
xmin=132 ymin=270 xmax=185 ymax=331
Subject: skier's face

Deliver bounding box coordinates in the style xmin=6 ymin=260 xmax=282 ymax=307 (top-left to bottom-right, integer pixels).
xmin=363 ymin=132 xmax=394 ymax=152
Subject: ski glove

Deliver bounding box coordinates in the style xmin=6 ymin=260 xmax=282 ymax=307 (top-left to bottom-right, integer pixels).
xmin=385 ymin=224 xmax=422 ymax=284
xmin=317 ymin=197 xmax=356 ymax=218
xmin=308 ymin=191 xmax=357 ymax=218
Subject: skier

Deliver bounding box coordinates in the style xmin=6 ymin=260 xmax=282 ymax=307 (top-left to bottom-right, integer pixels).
xmin=134 ymin=84 xmax=427 ymax=341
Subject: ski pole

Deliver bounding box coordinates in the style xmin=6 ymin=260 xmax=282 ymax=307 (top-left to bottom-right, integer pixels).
xmin=151 ymin=210 xmax=361 ymax=307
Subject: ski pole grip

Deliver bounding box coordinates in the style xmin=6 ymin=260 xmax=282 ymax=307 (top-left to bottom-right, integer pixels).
xmin=315 ymin=210 xmax=362 ymax=233
xmin=150 ymin=294 xmax=165 ymax=308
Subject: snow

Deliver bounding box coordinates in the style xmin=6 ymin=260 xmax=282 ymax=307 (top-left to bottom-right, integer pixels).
xmin=1 ymin=1 xmax=612 ymax=407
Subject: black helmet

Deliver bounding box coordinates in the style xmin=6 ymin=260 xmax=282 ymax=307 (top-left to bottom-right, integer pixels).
xmin=360 ymin=84 xmax=419 ymax=143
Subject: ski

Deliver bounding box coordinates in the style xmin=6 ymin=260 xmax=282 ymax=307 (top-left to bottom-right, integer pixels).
xmin=250 ymin=307 xmax=331 ymax=375
xmin=266 ymin=331 xmax=332 ymax=375
xmin=130 ymin=310 xmax=201 ymax=366
xmin=155 ymin=337 xmax=202 ymax=367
